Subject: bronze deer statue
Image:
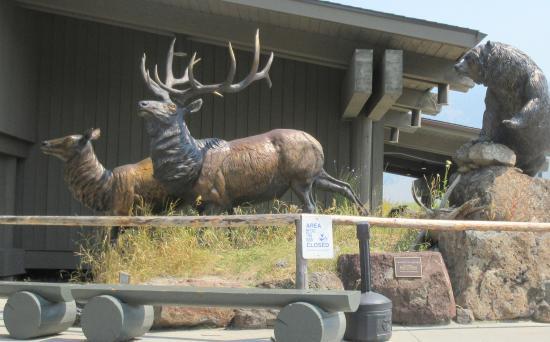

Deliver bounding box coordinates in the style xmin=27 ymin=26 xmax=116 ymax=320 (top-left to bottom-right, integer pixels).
xmin=40 ymin=127 xmax=222 ymax=215
xmin=138 ymin=31 xmax=367 ymax=214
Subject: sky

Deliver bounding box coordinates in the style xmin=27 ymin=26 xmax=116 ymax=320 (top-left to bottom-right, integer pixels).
xmin=332 ymin=0 xmax=550 ymax=202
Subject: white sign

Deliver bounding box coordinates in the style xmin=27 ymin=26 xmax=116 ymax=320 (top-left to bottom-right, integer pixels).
xmin=301 ymin=215 xmax=334 ymax=259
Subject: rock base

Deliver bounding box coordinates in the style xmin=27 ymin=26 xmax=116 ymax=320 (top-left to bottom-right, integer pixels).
xmin=438 ymin=230 xmax=550 ymax=322
xmin=337 ymin=252 xmax=456 ymax=325
xmin=145 ymin=277 xmax=241 ymax=329
xmin=454 ymin=141 xmax=516 ymax=173
xmin=440 ymin=166 xmax=550 ymax=322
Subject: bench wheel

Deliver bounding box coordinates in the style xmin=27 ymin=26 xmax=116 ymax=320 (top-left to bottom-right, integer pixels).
xmin=81 ymin=295 xmax=153 ymax=342
xmin=274 ymin=302 xmax=346 ymax=342
xmin=3 ymin=291 xmax=76 ymax=339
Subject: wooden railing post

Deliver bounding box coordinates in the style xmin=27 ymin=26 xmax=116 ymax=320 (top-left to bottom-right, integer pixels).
xmin=295 ymin=216 xmax=308 ymax=290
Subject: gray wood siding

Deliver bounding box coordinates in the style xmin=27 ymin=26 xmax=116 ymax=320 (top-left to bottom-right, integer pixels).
xmin=0 ymin=1 xmax=39 ymax=143
xmin=15 ymin=13 xmax=353 ymax=258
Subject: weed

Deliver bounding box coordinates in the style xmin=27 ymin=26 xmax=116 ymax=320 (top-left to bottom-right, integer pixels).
xmin=75 ymin=199 xmax=419 ymax=285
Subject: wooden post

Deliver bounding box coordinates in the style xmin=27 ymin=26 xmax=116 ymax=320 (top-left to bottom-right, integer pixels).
xmin=295 ymin=217 xmax=308 ymax=290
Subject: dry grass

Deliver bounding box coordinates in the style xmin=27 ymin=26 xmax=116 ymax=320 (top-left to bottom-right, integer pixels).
xmin=75 ymin=199 xmax=421 ymax=285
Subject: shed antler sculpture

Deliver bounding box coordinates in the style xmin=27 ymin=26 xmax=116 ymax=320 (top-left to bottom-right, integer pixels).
xmin=139 ymin=30 xmax=367 ymax=214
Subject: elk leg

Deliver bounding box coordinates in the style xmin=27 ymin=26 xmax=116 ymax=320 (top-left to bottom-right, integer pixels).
xmin=291 ymin=182 xmax=316 ymax=213
xmin=318 ymin=171 xmax=364 ymax=207
xmin=308 ymin=191 xmax=316 ymax=211
xmin=314 ymin=176 xmax=369 ymax=215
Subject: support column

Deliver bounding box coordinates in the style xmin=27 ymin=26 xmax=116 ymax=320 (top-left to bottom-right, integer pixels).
xmin=352 ymin=116 xmax=373 ymax=210
xmin=371 ymin=122 xmax=385 ymax=213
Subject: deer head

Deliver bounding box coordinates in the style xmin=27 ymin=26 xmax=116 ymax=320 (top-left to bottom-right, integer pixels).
xmin=139 ymin=29 xmax=273 ymax=128
xmin=41 ymin=128 xmax=101 ymax=161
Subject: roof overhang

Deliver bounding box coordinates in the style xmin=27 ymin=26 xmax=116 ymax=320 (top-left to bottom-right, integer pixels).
xmin=226 ymin=0 xmax=485 ymax=49
xmin=383 ymin=119 xmax=480 ymax=177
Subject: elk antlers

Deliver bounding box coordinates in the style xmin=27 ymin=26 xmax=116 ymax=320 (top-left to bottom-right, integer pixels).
xmin=151 ymin=29 xmax=274 ymax=106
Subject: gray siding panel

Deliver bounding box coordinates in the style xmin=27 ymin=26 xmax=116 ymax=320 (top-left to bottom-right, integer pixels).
xmin=16 ymin=13 xmax=352 ymax=264
xmin=0 ymin=1 xmax=38 ymax=143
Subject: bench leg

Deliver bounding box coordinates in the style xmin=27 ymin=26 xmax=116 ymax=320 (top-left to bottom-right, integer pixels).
xmin=274 ymin=302 xmax=346 ymax=342
xmin=81 ymin=295 xmax=153 ymax=342
xmin=3 ymin=291 xmax=76 ymax=339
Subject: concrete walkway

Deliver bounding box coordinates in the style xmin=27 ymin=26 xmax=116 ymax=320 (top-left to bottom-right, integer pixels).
xmin=2 ymin=299 xmax=550 ymax=341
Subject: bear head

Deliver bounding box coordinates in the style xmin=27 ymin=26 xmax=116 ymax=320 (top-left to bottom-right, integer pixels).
xmin=454 ymin=41 xmax=494 ymax=85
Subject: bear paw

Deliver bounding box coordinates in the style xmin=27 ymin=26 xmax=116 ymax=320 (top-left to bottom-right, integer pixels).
xmin=502 ymin=117 xmax=526 ymax=129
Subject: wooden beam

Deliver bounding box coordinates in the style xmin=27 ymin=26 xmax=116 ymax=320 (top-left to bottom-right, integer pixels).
xmin=389 ymin=128 xmax=400 ymax=143
xmin=393 ymin=88 xmax=441 ymax=115
xmin=1 ymin=214 xmax=550 ymax=232
xmin=411 ymin=109 xmax=422 ymax=128
xmin=342 ymin=49 xmax=373 ymax=119
xmin=363 ymin=50 xmax=403 ymax=121
xmin=17 ymin=0 xmax=475 ymax=91
xmin=382 ymin=111 xmax=418 ymax=133
xmin=403 ymin=53 xmax=474 ymax=92
xmin=438 ymin=83 xmax=450 ymax=105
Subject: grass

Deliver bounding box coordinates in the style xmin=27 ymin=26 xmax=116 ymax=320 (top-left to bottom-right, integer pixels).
xmin=75 ymin=198 xmax=421 ymax=285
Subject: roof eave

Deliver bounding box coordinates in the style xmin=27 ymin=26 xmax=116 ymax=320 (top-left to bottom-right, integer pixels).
xmin=222 ymin=0 xmax=486 ymax=48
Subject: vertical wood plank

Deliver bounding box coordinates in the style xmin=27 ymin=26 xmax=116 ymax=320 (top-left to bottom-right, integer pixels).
xmin=235 ymin=49 xmax=249 ymax=138
xmin=281 ymin=59 xmax=294 ymax=129
xmin=247 ymin=53 xmax=260 ymax=135
xmin=292 ymin=61 xmax=306 ymax=131
xmin=131 ymin=30 xmax=146 ymax=163
xmin=106 ymin=26 xmax=122 ymax=171
xmin=269 ymin=58 xmax=283 ymax=130
xmin=304 ymin=63 xmax=317 ymax=139
xmin=212 ymin=44 xmax=226 ymax=139
xmin=117 ymin=28 xmax=134 ymax=166
xmin=44 ymin=15 xmax=65 ymax=250
xmin=258 ymin=54 xmax=272 ymax=134
xmin=200 ymin=43 xmax=214 ymax=139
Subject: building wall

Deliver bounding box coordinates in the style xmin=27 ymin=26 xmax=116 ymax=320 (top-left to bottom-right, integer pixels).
xmin=0 ymin=0 xmax=38 ymax=143
xmin=14 ymin=12 xmax=353 ymax=267
xmin=0 ymin=1 xmax=39 ymax=275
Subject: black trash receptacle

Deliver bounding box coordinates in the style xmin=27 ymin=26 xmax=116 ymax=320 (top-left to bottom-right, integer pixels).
xmin=344 ymin=223 xmax=392 ymax=342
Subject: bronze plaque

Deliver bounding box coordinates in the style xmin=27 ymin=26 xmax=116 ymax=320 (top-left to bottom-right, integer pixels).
xmin=394 ymin=257 xmax=422 ymax=278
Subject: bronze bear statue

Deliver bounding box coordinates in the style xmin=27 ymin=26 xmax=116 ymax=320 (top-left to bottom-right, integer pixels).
xmin=455 ymin=41 xmax=550 ymax=176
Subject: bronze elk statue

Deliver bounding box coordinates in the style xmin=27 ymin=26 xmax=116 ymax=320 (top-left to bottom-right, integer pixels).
xmin=40 ymin=127 xmax=223 ymax=215
xmin=138 ymin=31 xmax=367 ymax=214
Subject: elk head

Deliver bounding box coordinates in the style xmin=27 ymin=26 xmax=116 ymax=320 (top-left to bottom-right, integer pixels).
xmin=41 ymin=128 xmax=101 ymax=161
xmin=139 ymin=30 xmax=273 ymax=126
xmin=137 ymin=38 xmax=203 ymax=137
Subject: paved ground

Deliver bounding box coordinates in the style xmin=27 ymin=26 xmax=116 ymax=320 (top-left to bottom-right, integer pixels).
xmin=2 ymin=298 xmax=550 ymax=341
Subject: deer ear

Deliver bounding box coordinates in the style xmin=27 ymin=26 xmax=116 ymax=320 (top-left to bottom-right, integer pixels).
xmin=188 ymin=99 xmax=203 ymax=113
xmin=84 ymin=128 xmax=101 ymax=141
xmin=90 ymin=128 xmax=101 ymax=140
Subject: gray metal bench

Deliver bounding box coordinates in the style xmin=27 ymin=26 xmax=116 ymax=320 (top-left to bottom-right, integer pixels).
xmin=0 ymin=281 xmax=360 ymax=342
